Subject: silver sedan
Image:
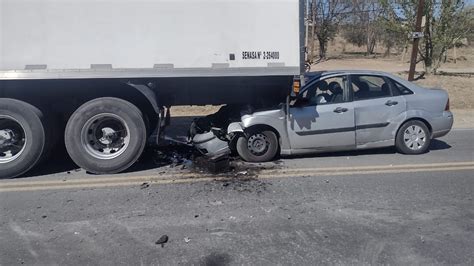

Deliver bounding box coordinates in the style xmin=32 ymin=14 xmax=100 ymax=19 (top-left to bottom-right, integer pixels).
xmin=195 ymin=70 xmax=454 ymax=162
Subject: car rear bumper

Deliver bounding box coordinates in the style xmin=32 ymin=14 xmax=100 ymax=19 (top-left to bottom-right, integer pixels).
xmin=431 ymin=111 xmax=454 ymax=138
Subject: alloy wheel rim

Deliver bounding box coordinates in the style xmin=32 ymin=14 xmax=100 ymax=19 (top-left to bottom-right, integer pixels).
xmin=81 ymin=113 xmax=130 ymax=160
xmin=403 ymin=125 xmax=427 ymax=151
xmin=0 ymin=115 xmax=27 ymax=164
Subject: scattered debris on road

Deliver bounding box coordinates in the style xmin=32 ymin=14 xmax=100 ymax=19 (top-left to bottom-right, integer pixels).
xmin=155 ymin=235 xmax=169 ymax=248
xmin=151 ymin=143 xmax=195 ymax=168
xmin=184 ymin=237 xmax=191 ymax=243
xmin=237 ymin=171 xmax=248 ymax=176
xmin=145 ymin=134 xmax=282 ymax=196
xmin=194 ymin=156 xmax=231 ymax=174
xmin=140 ymin=182 xmax=150 ymax=189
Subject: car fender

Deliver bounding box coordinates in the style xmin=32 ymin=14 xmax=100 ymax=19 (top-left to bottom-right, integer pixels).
xmin=402 ymin=109 xmax=436 ymax=127
xmin=240 ymin=114 xmax=291 ymax=151
xmin=241 ymin=115 xmax=286 ymax=135
xmin=227 ymin=122 xmax=245 ymax=134
xmin=393 ymin=109 xmax=440 ymax=138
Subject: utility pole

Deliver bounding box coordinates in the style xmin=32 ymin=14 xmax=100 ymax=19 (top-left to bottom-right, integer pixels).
xmin=408 ymin=0 xmax=425 ymax=81
xmin=305 ymin=0 xmax=310 ymax=60
xmin=310 ymin=0 xmax=317 ymax=60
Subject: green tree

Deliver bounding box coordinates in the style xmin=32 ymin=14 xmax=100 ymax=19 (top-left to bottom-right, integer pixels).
xmin=311 ymin=0 xmax=351 ymax=60
xmin=342 ymin=0 xmax=384 ymax=55
xmin=382 ymin=0 xmax=473 ymax=74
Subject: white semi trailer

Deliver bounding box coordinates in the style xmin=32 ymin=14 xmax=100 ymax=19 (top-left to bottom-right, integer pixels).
xmin=0 ymin=0 xmax=304 ymax=178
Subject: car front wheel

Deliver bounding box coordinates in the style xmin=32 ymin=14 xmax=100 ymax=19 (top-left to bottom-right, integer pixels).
xmin=396 ymin=120 xmax=431 ymax=154
xmin=236 ymin=130 xmax=278 ymax=162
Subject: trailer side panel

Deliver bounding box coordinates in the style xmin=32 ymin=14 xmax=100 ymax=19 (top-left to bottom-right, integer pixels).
xmin=1 ymin=0 xmax=300 ymax=78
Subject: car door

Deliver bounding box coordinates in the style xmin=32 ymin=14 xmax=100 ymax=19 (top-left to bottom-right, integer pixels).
xmin=350 ymin=75 xmax=407 ymax=146
xmin=287 ymin=75 xmax=356 ymax=151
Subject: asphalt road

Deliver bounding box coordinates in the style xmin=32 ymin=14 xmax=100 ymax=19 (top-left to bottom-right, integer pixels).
xmin=0 ymin=128 xmax=473 ymax=265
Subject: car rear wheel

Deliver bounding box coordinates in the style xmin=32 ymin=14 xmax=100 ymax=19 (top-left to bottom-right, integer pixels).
xmin=0 ymin=99 xmax=46 ymax=179
xmin=65 ymin=97 xmax=147 ymax=174
xmin=236 ymin=130 xmax=278 ymax=162
xmin=396 ymin=120 xmax=431 ymax=154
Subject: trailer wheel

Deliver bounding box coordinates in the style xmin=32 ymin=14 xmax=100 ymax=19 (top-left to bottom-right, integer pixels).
xmin=236 ymin=130 xmax=278 ymax=162
xmin=65 ymin=97 xmax=147 ymax=174
xmin=0 ymin=99 xmax=46 ymax=179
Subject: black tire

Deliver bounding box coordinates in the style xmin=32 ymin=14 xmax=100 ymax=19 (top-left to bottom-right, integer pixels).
xmin=236 ymin=130 xmax=279 ymax=162
xmin=64 ymin=97 xmax=147 ymax=174
xmin=396 ymin=120 xmax=431 ymax=155
xmin=0 ymin=99 xmax=46 ymax=179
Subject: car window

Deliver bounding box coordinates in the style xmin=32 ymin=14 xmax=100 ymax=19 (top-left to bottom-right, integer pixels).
xmin=390 ymin=79 xmax=414 ymax=95
xmin=300 ymin=76 xmax=345 ymax=106
xmin=351 ymin=75 xmax=391 ymax=101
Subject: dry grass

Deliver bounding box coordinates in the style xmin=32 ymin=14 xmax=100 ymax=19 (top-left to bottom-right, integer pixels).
xmin=324 ymin=36 xmax=474 ymax=69
xmin=413 ymin=76 xmax=473 ymax=109
xmin=171 ymin=105 xmax=221 ymax=117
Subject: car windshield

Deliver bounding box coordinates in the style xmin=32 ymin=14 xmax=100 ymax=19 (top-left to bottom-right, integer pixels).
xmin=303 ymin=72 xmax=324 ymax=84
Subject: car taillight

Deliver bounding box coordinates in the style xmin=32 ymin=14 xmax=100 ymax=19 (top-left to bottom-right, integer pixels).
xmin=445 ymin=98 xmax=450 ymax=111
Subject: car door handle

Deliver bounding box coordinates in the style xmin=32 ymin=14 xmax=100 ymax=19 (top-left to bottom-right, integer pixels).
xmin=385 ymin=100 xmax=399 ymax=106
xmin=334 ymin=107 xmax=349 ymax=113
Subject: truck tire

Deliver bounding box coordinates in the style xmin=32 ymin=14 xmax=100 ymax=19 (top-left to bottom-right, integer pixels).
xmin=236 ymin=130 xmax=278 ymax=162
xmin=396 ymin=120 xmax=431 ymax=155
xmin=0 ymin=98 xmax=46 ymax=179
xmin=64 ymin=97 xmax=147 ymax=174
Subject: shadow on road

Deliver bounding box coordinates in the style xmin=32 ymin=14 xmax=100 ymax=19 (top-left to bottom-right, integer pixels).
xmin=430 ymin=139 xmax=452 ymax=150
xmin=20 ymin=147 xmax=178 ymax=179
xmin=17 ymin=125 xmax=452 ymax=179
xmin=19 ymin=146 xmax=78 ymax=179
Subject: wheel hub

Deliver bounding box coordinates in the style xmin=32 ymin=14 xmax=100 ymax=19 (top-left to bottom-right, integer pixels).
xmin=0 ymin=129 xmax=14 ymax=146
xmin=99 ymin=127 xmax=119 ymax=145
xmin=404 ymin=125 xmax=426 ymax=151
xmin=0 ymin=117 xmax=27 ymax=163
xmin=247 ymin=134 xmax=269 ymax=155
xmin=82 ymin=114 xmax=130 ymax=160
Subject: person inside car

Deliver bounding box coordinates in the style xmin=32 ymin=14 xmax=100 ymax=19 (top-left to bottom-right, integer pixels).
xmin=328 ymin=81 xmax=343 ymax=103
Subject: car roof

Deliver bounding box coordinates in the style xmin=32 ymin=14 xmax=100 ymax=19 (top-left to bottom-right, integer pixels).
xmin=303 ymin=70 xmax=422 ymax=93
xmin=305 ymin=70 xmax=393 ymax=78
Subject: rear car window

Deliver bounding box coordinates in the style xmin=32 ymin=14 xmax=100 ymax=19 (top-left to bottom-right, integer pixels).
xmin=351 ymin=75 xmax=391 ymax=101
xmin=391 ymin=79 xmax=414 ymax=96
